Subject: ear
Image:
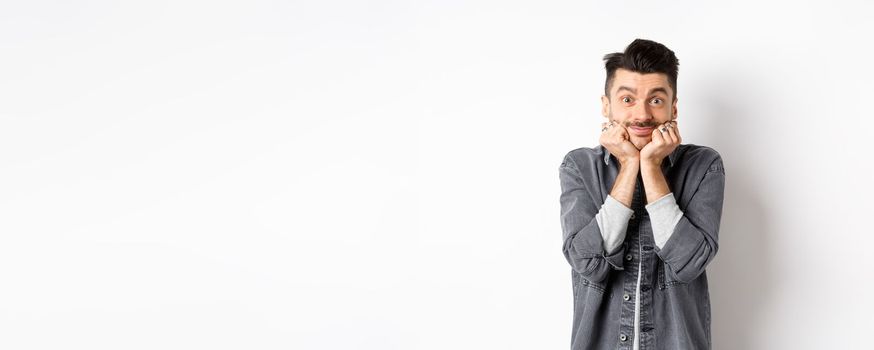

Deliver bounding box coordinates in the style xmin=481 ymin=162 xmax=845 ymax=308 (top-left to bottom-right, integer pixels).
xmin=601 ymin=95 xmax=610 ymax=118
xmin=671 ymin=97 xmax=678 ymax=120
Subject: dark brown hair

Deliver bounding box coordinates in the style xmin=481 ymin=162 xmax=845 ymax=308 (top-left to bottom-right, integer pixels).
xmin=603 ymin=39 xmax=679 ymax=101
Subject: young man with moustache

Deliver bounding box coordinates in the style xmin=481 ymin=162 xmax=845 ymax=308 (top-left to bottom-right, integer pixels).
xmin=558 ymin=39 xmax=726 ymax=349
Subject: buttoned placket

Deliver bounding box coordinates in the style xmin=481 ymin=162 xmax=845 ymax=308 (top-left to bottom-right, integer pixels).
xmin=618 ymin=172 xmax=660 ymax=350
xmin=602 ymin=148 xmax=679 ymax=349
xmin=617 ymin=175 xmax=640 ymax=348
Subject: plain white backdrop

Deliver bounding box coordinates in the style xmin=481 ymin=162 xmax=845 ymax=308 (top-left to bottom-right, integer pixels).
xmin=1 ymin=0 xmax=872 ymax=349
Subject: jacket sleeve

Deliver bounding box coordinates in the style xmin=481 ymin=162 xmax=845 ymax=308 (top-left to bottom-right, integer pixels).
xmin=559 ymin=154 xmax=627 ymax=283
xmin=654 ymin=154 xmax=726 ymax=283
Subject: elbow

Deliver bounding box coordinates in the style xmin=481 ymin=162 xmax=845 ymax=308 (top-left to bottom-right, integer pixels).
xmin=673 ymin=242 xmax=719 ymax=283
xmin=561 ymin=222 xmax=627 ymax=283
xmin=563 ymin=247 xmax=623 ymax=283
xmin=657 ymin=218 xmax=720 ymax=283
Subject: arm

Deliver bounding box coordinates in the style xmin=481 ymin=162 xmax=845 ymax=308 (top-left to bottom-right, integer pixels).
xmin=558 ymin=154 xmax=637 ymax=282
xmin=640 ymin=161 xmax=681 ymax=250
xmin=643 ymin=156 xmax=726 ymax=283
xmin=644 ymin=192 xmax=684 ymax=249
xmin=596 ymin=195 xmax=635 ymax=254
xmin=596 ymin=157 xmax=639 ymax=254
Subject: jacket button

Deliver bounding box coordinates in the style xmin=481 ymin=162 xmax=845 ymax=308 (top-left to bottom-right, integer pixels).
xmin=620 ymin=334 xmax=627 ymax=341
xmin=631 ymin=213 xmax=636 ymax=219
xmin=625 ymin=254 xmax=633 ymax=261
xmin=623 ymin=293 xmax=631 ymax=301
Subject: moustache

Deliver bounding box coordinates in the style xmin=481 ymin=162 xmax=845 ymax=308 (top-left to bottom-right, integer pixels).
xmin=626 ymin=121 xmax=660 ymax=128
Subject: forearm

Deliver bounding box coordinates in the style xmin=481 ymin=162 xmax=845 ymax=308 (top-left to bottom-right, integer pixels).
xmin=559 ymin=157 xmax=628 ymax=280
xmin=610 ymin=159 xmax=639 ymax=207
xmin=596 ymin=195 xmax=634 ymax=254
xmin=640 ymin=161 xmax=671 ymax=204
xmin=645 ymin=192 xmax=684 ymax=249
xmin=654 ymin=155 xmax=726 ymax=283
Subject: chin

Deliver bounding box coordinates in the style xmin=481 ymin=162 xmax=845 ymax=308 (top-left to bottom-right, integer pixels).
xmin=631 ymin=135 xmax=651 ymax=142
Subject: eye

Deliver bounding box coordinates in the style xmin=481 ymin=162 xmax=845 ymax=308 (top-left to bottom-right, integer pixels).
xmin=622 ymin=96 xmax=632 ymax=103
xmin=651 ymin=97 xmax=662 ymax=104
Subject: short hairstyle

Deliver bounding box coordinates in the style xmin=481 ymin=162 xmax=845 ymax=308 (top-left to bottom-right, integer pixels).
xmin=603 ymin=38 xmax=679 ymax=101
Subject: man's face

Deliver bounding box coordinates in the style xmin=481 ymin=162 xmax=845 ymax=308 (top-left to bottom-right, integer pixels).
xmin=601 ymin=68 xmax=678 ymax=150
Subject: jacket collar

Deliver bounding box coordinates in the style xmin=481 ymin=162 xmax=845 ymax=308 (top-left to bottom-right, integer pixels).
xmin=603 ymin=144 xmax=681 ymax=167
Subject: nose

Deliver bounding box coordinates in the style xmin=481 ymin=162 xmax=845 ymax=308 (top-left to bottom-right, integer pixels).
xmin=632 ymin=102 xmax=653 ymax=123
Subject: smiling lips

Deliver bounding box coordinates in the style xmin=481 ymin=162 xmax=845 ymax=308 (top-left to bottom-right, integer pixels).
xmin=629 ymin=126 xmax=656 ymax=136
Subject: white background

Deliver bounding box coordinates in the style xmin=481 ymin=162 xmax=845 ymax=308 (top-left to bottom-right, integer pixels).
xmin=1 ymin=1 xmax=872 ymax=349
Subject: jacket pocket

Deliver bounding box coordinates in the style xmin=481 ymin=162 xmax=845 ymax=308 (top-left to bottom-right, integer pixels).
xmin=657 ymin=260 xmax=688 ymax=289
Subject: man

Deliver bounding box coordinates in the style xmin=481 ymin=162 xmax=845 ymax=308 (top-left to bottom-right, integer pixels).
xmin=558 ymin=38 xmax=726 ymax=349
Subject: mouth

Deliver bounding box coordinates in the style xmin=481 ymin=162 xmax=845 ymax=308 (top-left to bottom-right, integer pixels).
xmin=629 ymin=126 xmax=655 ymax=136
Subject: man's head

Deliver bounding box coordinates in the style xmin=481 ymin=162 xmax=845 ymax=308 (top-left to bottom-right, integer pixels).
xmin=601 ymin=39 xmax=680 ymax=150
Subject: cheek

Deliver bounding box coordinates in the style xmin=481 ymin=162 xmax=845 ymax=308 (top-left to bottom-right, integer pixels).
xmin=610 ymin=115 xmax=630 ymax=125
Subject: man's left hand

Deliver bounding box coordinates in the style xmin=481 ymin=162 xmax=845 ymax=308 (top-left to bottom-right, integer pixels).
xmin=640 ymin=120 xmax=682 ymax=166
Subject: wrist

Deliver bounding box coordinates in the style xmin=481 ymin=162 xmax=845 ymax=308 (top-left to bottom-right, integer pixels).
xmin=640 ymin=157 xmax=662 ymax=167
xmin=619 ymin=158 xmax=640 ymax=174
xmin=619 ymin=157 xmax=640 ymax=168
xmin=640 ymin=161 xmax=663 ymax=175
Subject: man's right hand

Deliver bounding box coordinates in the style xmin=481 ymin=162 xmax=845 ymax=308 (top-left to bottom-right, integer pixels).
xmin=599 ymin=120 xmax=639 ymax=165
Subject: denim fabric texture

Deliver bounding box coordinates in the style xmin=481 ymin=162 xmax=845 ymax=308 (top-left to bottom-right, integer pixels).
xmin=558 ymin=143 xmax=726 ymax=350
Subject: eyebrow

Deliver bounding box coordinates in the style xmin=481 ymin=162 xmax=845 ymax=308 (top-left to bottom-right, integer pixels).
xmin=616 ymin=86 xmax=670 ymax=96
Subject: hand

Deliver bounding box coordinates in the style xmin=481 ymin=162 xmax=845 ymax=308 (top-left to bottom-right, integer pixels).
xmin=640 ymin=120 xmax=681 ymax=166
xmin=600 ymin=120 xmax=639 ymax=165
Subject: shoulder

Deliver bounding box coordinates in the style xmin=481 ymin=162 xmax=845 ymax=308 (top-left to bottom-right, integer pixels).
xmin=559 ymin=145 xmax=607 ymax=170
xmin=678 ymin=144 xmax=724 ymax=173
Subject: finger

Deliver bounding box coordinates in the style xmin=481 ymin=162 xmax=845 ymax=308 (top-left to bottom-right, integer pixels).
xmin=669 ymin=121 xmax=681 ymax=143
xmin=663 ymin=122 xmax=678 ymax=144
xmin=616 ymin=123 xmax=630 ymax=140
xmin=657 ymin=124 xmax=671 ymax=144
xmin=651 ymin=126 xmax=665 ymax=144
xmin=601 ymin=122 xmax=621 ymax=145
xmin=602 ymin=121 xmax=617 ymax=133
xmin=604 ymin=123 xmax=620 ymax=142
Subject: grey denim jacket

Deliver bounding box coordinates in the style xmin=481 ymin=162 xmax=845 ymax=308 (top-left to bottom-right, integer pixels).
xmin=558 ymin=143 xmax=725 ymax=350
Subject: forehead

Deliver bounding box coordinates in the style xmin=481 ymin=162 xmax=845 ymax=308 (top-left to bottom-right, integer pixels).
xmin=611 ymin=68 xmax=671 ymax=95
